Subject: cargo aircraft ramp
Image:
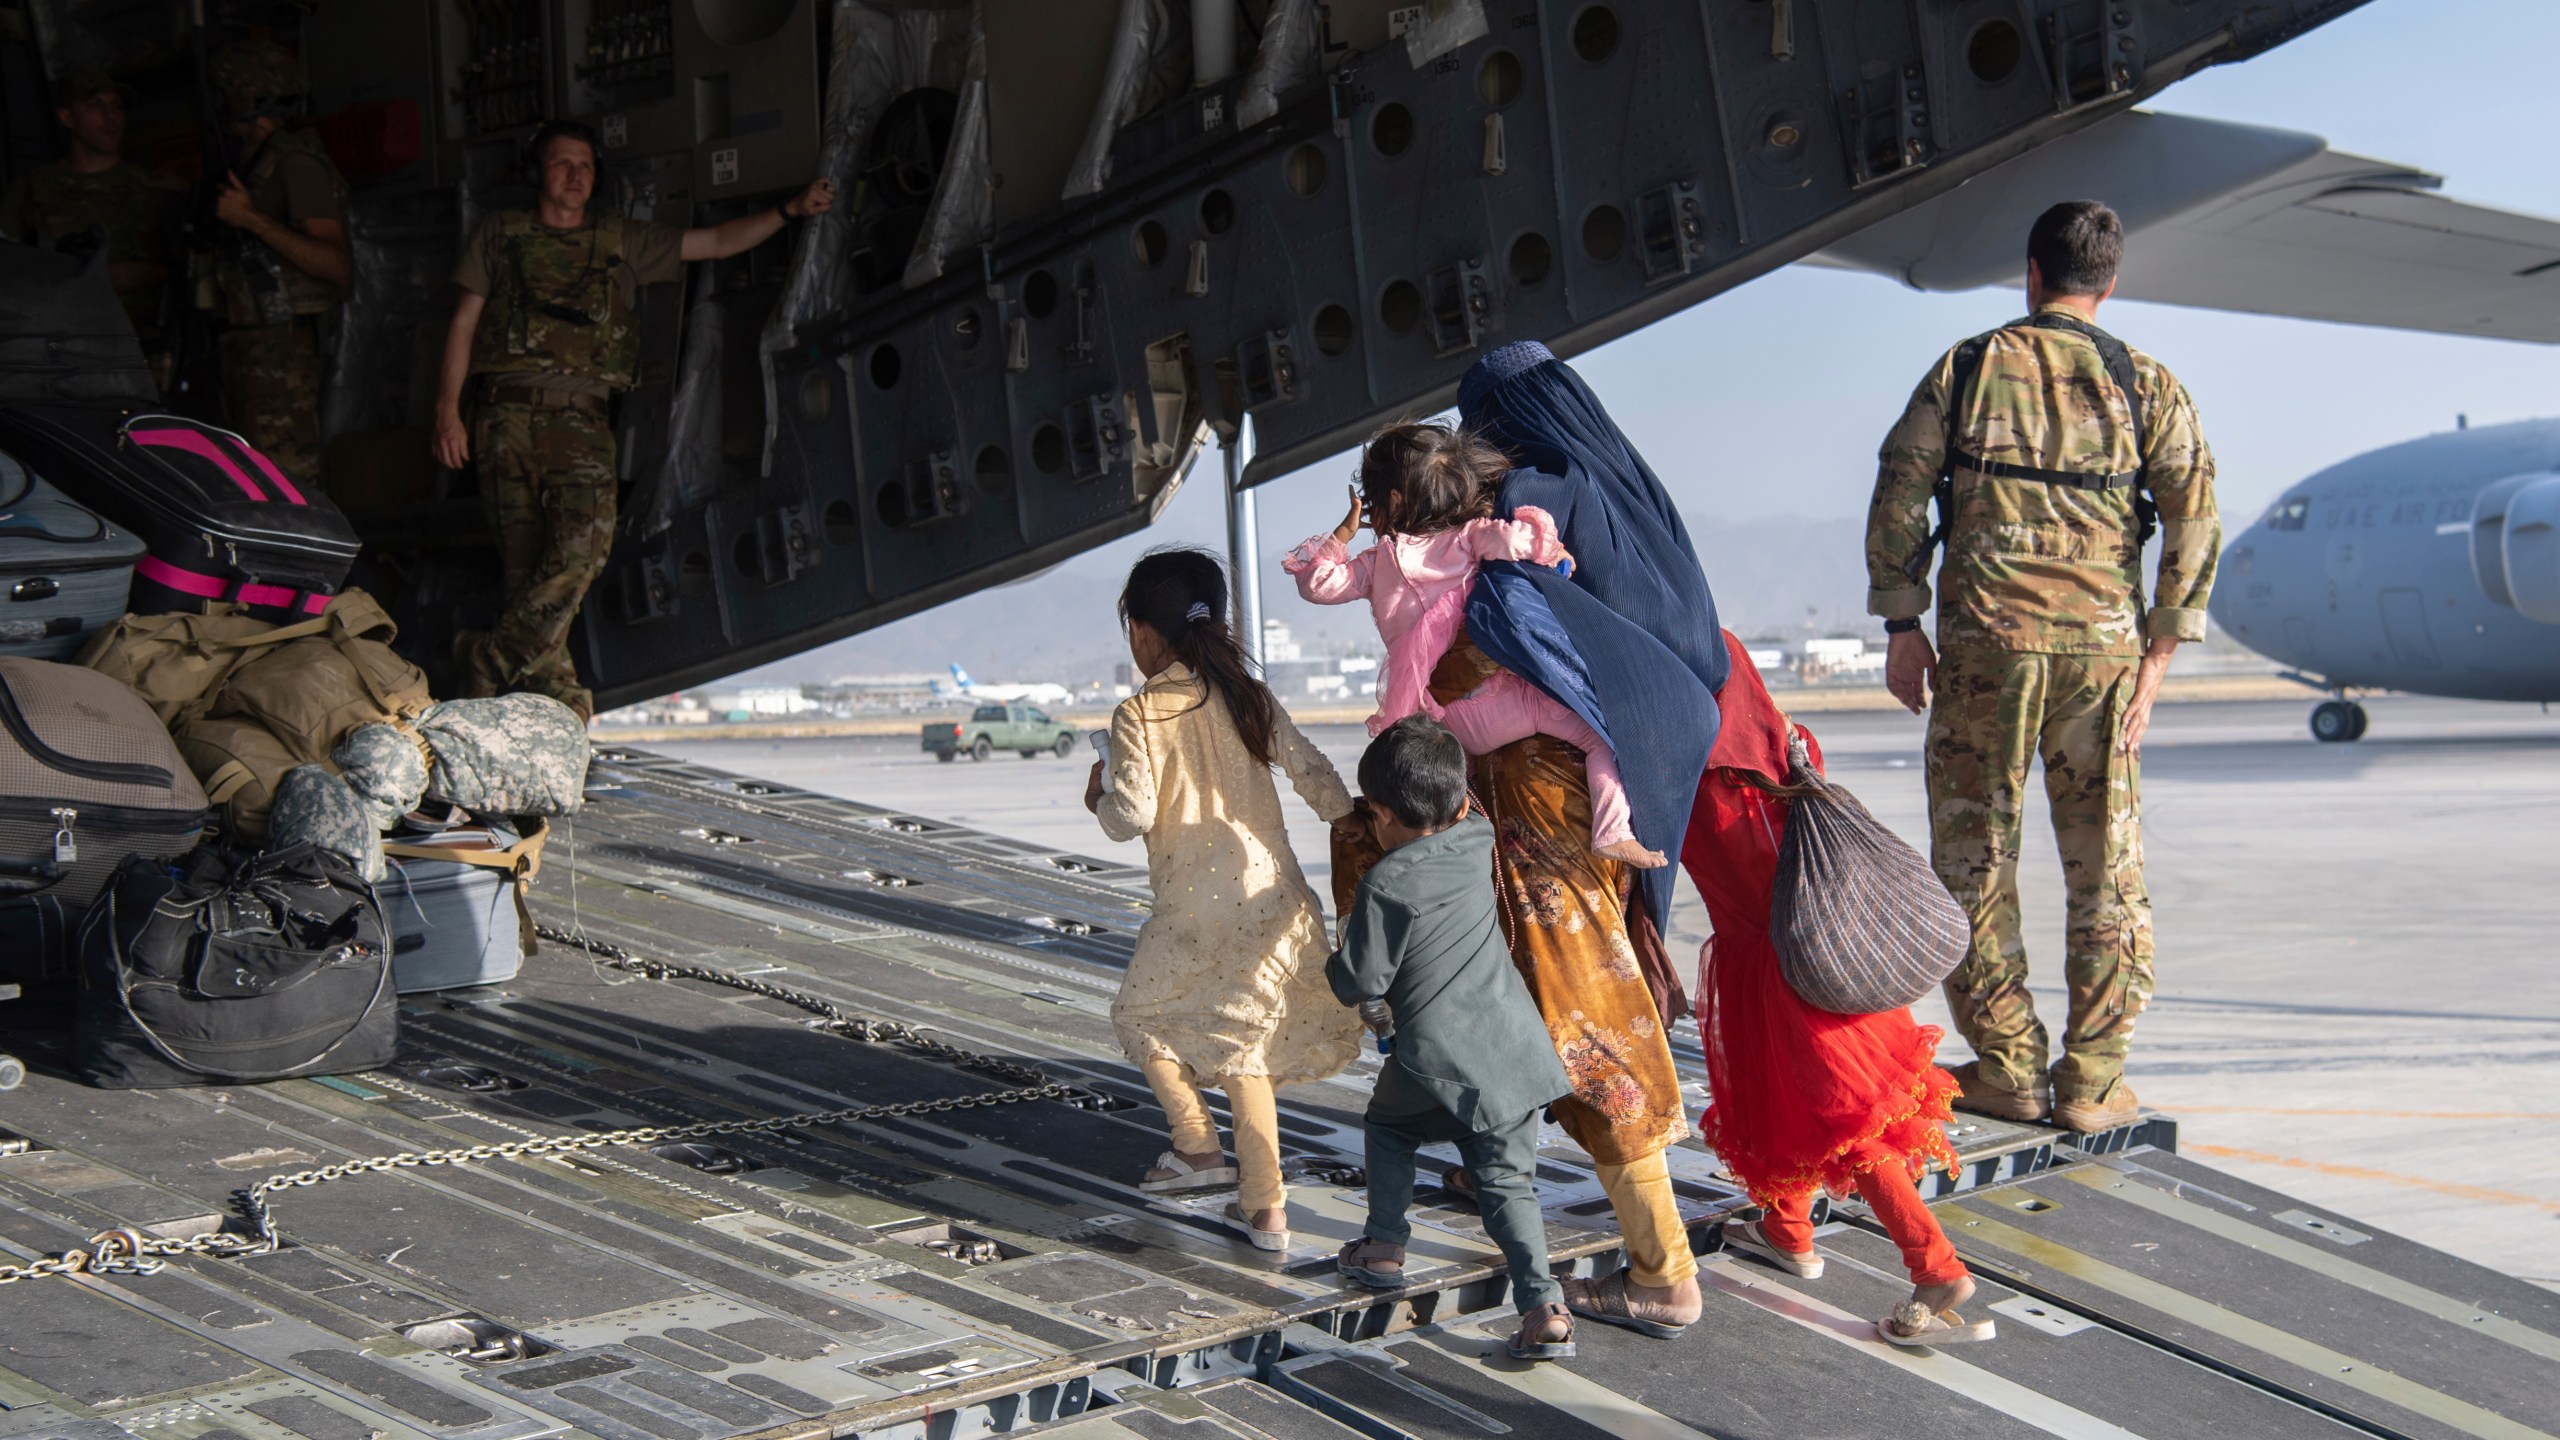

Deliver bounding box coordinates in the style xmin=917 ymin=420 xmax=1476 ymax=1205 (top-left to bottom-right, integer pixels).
xmin=3 ymin=751 xmax=2555 ymax=1440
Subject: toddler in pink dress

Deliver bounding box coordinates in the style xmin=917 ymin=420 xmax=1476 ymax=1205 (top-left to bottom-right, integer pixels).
xmin=1283 ymin=422 xmax=1665 ymax=868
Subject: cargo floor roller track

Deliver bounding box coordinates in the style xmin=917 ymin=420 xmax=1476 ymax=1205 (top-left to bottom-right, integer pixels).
xmin=2 ymin=749 xmax=2551 ymax=1440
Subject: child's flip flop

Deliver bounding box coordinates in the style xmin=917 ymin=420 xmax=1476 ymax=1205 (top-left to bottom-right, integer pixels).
xmin=1878 ymin=1301 xmax=1997 ymax=1346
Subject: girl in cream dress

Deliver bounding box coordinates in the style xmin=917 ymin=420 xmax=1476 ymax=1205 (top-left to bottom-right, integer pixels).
xmin=1086 ymin=547 xmax=1363 ymax=1251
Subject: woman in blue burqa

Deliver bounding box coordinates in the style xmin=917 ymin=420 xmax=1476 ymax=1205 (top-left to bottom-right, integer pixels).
xmin=1332 ymin=341 xmax=1726 ymax=1337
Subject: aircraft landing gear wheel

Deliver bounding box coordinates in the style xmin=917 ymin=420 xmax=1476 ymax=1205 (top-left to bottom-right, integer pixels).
xmin=970 ymin=737 xmax=992 ymax=762
xmin=1053 ymin=734 xmax=1077 ymax=758
xmin=2311 ymin=700 xmax=2363 ymax=743
xmin=2345 ymin=702 xmax=2369 ymax=740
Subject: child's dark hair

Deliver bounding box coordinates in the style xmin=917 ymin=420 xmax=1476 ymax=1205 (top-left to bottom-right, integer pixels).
xmin=1358 ymin=716 xmax=1468 ymax=830
xmin=1357 ymin=420 xmax=1508 ymax=538
xmin=1120 ymin=546 xmax=1278 ymax=767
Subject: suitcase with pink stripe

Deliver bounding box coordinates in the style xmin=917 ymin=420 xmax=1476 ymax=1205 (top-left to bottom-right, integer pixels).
xmin=0 ymin=407 xmax=360 ymax=623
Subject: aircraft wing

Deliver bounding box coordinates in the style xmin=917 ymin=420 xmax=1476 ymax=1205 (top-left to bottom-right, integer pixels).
xmin=1813 ymin=110 xmax=2560 ymax=344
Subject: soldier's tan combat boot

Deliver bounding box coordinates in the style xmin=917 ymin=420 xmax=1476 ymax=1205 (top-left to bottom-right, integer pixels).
xmin=2054 ymin=1081 xmax=2139 ymax=1134
xmin=1946 ymin=1061 xmax=2050 ymax=1123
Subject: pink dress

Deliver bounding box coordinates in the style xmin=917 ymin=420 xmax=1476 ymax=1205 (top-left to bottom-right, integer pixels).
xmin=1283 ymin=510 xmax=1638 ymax=850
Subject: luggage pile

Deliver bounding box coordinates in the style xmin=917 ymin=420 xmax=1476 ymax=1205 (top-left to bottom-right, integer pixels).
xmin=0 ymin=406 xmax=589 ymax=1090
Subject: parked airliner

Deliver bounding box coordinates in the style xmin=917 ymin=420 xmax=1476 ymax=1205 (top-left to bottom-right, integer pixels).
xmin=2207 ymin=419 xmax=2560 ymax=740
xmin=933 ymin=664 xmax=1075 ymax=708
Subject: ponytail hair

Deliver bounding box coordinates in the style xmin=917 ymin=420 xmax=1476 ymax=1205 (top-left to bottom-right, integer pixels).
xmin=1119 ymin=546 xmax=1278 ymax=768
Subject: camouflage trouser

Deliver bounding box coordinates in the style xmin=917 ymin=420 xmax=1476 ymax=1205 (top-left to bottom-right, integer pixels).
xmin=216 ymin=316 xmax=325 ymax=478
xmin=458 ymin=399 xmax=616 ymax=721
xmin=1926 ymin=645 xmax=2153 ymax=1102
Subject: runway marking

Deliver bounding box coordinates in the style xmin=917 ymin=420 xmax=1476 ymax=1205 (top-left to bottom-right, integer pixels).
xmin=2187 ymin=1144 xmax=2560 ymax=1213
xmin=1428 ymin=1328 xmax=1721 ymax=1440
xmin=1946 ymin=1204 xmax=2558 ymax=1440
xmin=2062 ymin=1164 xmax=2560 ymax=1364
xmin=2171 ymin=1105 xmax=2560 ymax=1122
xmin=1693 ymin=1258 xmax=2152 ymax=1440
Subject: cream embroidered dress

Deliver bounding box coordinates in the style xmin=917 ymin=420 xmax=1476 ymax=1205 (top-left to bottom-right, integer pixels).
xmin=1095 ymin=663 xmax=1362 ymax=1087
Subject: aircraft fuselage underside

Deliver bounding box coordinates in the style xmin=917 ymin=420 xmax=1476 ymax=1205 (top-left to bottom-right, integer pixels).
xmin=579 ymin=0 xmax=2371 ymax=707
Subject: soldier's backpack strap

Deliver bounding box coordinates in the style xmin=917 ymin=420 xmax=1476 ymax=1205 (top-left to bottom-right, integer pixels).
xmin=1907 ymin=313 xmax=2158 ymax=588
xmin=1900 ymin=329 xmax=1995 ymax=583
xmin=2021 ymin=310 xmax=2157 ymax=549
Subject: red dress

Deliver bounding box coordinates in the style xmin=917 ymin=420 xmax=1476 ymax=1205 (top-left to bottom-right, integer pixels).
xmin=1684 ymin=633 xmax=1959 ymax=1207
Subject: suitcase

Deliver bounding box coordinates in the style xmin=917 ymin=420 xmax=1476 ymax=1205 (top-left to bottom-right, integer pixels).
xmin=0 ymin=406 xmax=360 ymax=623
xmin=0 ymin=657 xmax=213 ymax=910
xmin=0 ymin=449 xmax=146 ymax=660
xmin=381 ymin=820 xmax=543 ymax=994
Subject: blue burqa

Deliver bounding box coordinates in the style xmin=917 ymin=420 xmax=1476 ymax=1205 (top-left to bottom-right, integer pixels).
xmin=1458 ymin=342 xmax=1726 ymax=936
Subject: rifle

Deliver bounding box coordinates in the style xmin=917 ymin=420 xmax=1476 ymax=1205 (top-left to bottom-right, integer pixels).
xmin=180 ymin=3 xmax=288 ymax=342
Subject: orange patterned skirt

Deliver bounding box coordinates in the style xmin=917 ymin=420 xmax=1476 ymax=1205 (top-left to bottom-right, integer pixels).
xmin=1331 ymin=642 xmax=1687 ymax=1167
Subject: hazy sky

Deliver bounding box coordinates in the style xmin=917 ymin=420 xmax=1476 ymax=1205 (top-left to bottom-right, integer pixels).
xmin=740 ymin=0 xmax=2560 ymax=682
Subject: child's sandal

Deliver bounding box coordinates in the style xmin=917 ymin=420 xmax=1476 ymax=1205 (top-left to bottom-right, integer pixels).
xmin=1507 ymin=1302 xmax=1577 ymax=1361
xmin=1337 ymin=1238 xmax=1406 ymax=1289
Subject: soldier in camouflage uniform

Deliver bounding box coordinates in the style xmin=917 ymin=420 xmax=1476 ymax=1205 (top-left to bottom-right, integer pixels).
xmin=1864 ymin=201 xmax=2219 ymax=1134
xmin=1 ymin=69 xmax=184 ymax=366
xmin=204 ymin=40 xmax=352 ymax=479
xmin=432 ymin=119 xmax=831 ymax=721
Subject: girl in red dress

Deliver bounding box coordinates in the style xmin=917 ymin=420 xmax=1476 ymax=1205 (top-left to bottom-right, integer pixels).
xmin=1683 ymin=633 xmax=1994 ymax=1345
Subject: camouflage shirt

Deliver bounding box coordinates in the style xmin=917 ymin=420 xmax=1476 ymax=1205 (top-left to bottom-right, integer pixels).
xmin=1 ymin=160 xmax=178 ymax=330
xmin=1864 ymin=304 xmax=2220 ymax=657
xmin=208 ymin=128 xmax=350 ymax=326
xmin=453 ymin=210 xmax=685 ymax=394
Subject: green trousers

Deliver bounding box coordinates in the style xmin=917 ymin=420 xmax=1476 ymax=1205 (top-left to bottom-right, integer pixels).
xmin=1925 ymin=645 xmax=2154 ymax=1102
xmin=459 ymin=399 xmax=616 ymax=721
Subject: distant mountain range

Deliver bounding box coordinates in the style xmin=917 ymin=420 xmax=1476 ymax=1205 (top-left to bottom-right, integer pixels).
xmin=714 ymin=514 xmax=1874 ymax=688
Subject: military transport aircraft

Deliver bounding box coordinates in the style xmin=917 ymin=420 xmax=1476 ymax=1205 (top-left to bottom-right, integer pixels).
xmin=3 ymin=0 xmax=2421 ymax=711
xmin=2207 ymin=418 xmax=2560 ymax=740
xmin=11 ymin=10 xmax=2560 ymax=1440
xmin=1808 ymin=105 xmax=2560 ymax=742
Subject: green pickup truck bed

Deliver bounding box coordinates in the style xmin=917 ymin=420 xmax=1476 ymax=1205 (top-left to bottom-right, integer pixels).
xmin=922 ymin=703 xmax=1082 ymax=762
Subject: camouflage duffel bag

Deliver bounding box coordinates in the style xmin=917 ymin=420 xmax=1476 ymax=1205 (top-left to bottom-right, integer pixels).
xmin=337 ymin=692 xmax=589 ymax=820
xmin=1759 ymin=733 xmax=1970 ymax=1016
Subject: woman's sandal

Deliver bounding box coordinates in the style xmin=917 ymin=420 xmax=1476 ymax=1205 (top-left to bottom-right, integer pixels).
xmin=1224 ymin=1202 xmax=1291 ymax=1253
xmin=1721 ymin=1217 xmax=1825 ymax=1279
xmin=1878 ymin=1300 xmax=1997 ymax=1347
xmin=1506 ymin=1301 xmax=1577 ymax=1361
xmin=1139 ymin=1150 xmax=1238 ymax=1193
xmin=1561 ymin=1268 xmax=1688 ymax=1339
xmin=1336 ymin=1238 xmax=1406 ymax=1290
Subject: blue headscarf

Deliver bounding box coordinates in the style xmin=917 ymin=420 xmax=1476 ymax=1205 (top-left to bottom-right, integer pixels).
xmin=1458 ymin=341 xmax=1726 ymax=936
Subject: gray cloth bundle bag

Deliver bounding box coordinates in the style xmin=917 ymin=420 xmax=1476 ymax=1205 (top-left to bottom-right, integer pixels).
xmin=1761 ymin=733 xmax=1970 ymax=1015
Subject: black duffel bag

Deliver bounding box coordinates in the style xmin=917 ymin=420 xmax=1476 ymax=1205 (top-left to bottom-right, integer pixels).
xmin=73 ymin=843 xmax=396 ymax=1088
xmin=1761 ymin=733 xmax=1972 ymax=1016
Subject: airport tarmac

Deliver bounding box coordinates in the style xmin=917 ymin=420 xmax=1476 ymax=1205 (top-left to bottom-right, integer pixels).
xmin=650 ymin=693 xmax=2560 ymax=1293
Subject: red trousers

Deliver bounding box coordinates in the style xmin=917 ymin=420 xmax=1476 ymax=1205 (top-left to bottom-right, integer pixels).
xmin=1758 ymin=1140 xmax=1967 ymax=1286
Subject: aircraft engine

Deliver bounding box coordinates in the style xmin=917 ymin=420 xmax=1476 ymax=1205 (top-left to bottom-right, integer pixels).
xmin=2499 ymin=475 xmax=2560 ymax=625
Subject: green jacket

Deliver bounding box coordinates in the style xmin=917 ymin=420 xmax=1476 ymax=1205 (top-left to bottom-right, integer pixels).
xmin=1327 ymin=816 xmax=1569 ymax=1132
xmin=1864 ymin=303 xmax=2220 ymax=656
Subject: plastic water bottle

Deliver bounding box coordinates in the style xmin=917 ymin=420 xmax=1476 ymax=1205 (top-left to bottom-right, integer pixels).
xmin=1358 ymin=998 xmax=1395 ymax=1056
